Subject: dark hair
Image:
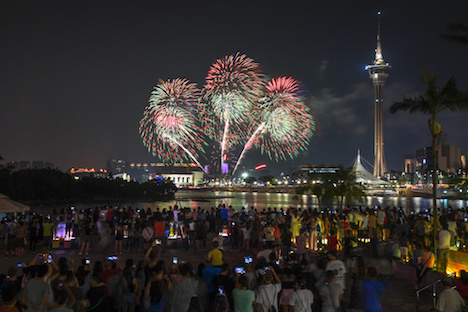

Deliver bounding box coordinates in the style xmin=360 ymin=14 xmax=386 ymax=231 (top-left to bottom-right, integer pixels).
xmin=212 ymin=241 xmax=219 ymax=248
xmin=179 ymin=263 xmax=191 ymax=276
xmin=238 ymin=275 xmax=249 ymax=288
xmin=367 ymin=266 xmax=378 ymax=278
xmin=36 ymin=264 xmax=49 ymax=278
xmin=326 ymin=270 xmax=335 ymax=280
xmin=93 ymin=261 xmax=102 ymax=275
xmin=197 ymin=263 xmax=206 ymax=277
xmin=151 ymin=265 xmax=164 ymax=276
xmin=76 ymin=266 xmax=87 ymax=286
xmin=1 ymin=286 xmax=17 ymax=303
xmin=297 ymin=276 xmax=307 ymax=288
xmin=126 ymin=258 xmax=134 ymax=268
xmin=220 ymin=264 xmax=229 ymax=273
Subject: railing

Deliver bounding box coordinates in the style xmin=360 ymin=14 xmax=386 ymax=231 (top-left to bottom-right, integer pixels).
xmin=416 ymin=272 xmax=456 ymax=311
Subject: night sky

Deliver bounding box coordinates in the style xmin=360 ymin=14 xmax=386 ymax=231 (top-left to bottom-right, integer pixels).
xmin=1 ymin=1 xmax=468 ymax=176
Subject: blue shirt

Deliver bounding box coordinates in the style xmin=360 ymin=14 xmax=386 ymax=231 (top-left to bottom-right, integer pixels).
xmin=361 ymin=279 xmax=384 ymax=312
xmin=202 ymin=266 xmax=222 ymax=293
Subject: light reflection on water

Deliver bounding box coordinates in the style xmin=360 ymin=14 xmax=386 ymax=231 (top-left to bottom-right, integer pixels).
xmin=29 ymin=190 xmax=468 ymax=215
xmin=163 ymin=190 xmax=467 ymax=213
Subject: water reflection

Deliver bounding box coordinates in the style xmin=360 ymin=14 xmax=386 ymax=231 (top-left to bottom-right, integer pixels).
xmin=29 ymin=190 xmax=468 ymax=215
xmin=163 ymin=190 xmax=467 ymax=213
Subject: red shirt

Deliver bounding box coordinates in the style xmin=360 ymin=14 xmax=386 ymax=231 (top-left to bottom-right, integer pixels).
xmin=327 ymin=236 xmax=338 ymax=251
xmin=106 ymin=210 xmax=113 ymax=222
xmin=273 ymin=226 xmax=280 ymax=239
xmin=154 ymin=221 xmax=166 ymax=237
xmin=100 ymin=267 xmax=120 ymax=284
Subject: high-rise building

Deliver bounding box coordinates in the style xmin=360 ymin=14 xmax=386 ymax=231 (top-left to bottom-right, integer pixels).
xmin=415 ymin=144 xmax=463 ymax=173
xmin=365 ymin=12 xmax=391 ymax=179
xmin=106 ymin=159 xmax=128 ymax=175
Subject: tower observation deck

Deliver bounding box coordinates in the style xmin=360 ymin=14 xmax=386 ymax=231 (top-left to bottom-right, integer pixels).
xmin=365 ymin=12 xmax=391 ymax=179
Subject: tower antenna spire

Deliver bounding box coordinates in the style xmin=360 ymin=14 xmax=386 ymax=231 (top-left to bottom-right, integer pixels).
xmin=365 ymin=11 xmax=391 ymax=179
xmin=375 ymin=11 xmax=383 ymax=63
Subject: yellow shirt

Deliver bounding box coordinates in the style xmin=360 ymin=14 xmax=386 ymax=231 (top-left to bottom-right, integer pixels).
xmin=208 ymin=248 xmax=223 ymax=266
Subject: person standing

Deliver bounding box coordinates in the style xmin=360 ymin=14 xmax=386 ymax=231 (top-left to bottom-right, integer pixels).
xmin=42 ymin=218 xmax=54 ymax=251
xmin=22 ymin=264 xmax=54 ymax=312
xmin=319 ymin=270 xmax=343 ymax=312
xmin=361 ymin=267 xmax=384 ymax=312
xmin=289 ymin=276 xmax=313 ymax=312
xmin=255 ymin=266 xmax=282 ymax=312
xmin=416 ymin=245 xmax=435 ymax=289
xmin=169 ymin=263 xmax=198 ymax=312
xmin=308 ymin=216 xmax=317 ymax=252
xmin=437 ymin=224 xmax=452 ymax=274
xmin=295 ymin=230 xmax=308 ymax=261
xmin=206 ymin=241 xmax=223 ymax=267
xmin=233 ymin=275 xmax=255 ymax=312
xmin=325 ymin=251 xmax=346 ymax=294
xmin=142 ymin=222 xmax=155 ymax=252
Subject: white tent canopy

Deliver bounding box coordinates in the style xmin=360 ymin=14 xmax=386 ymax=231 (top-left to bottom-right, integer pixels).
xmin=353 ymin=151 xmax=391 ymax=186
xmin=0 ymin=193 xmax=30 ymax=213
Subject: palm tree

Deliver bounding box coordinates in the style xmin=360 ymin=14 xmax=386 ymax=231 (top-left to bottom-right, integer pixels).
xmin=296 ymin=181 xmax=334 ymax=211
xmin=442 ymin=23 xmax=468 ymax=45
xmin=331 ymin=166 xmax=366 ymax=212
xmin=389 ymin=72 xmax=468 ymax=262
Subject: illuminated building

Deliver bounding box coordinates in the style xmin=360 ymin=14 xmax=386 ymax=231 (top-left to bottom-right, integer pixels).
xmin=68 ymin=168 xmax=108 ymax=179
xmin=127 ymin=162 xmax=204 ymax=186
xmin=365 ymin=12 xmax=391 ymax=179
xmin=416 ymin=144 xmax=463 ymax=173
xmin=106 ymin=158 xmax=128 ymax=175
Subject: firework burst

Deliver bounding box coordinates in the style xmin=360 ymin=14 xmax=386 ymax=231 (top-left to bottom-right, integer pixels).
xmin=233 ymin=77 xmax=314 ymax=173
xmin=200 ymin=53 xmax=264 ymax=170
xmin=139 ymin=78 xmax=205 ymax=170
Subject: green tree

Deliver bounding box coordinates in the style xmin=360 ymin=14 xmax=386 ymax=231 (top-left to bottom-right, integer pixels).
xmin=296 ymin=182 xmax=334 ymax=211
xmin=331 ymin=166 xmax=366 ymax=212
xmin=389 ymin=72 xmax=468 ymax=263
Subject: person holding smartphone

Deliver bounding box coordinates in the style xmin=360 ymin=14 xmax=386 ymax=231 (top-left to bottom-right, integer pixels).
xmin=255 ymin=266 xmax=282 ymax=312
xmin=233 ymin=275 xmax=255 ymax=312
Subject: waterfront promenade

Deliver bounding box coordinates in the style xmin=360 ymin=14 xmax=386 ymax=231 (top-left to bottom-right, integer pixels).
xmin=0 ymin=235 xmax=436 ymax=312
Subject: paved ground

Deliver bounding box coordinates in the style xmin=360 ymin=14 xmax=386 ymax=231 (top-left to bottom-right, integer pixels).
xmin=0 ymin=238 xmax=436 ymax=312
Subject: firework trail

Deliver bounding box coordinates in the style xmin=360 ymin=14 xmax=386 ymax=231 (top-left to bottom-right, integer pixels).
xmin=139 ymin=78 xmax=206 ymax=171
xmin=233 ymin=77 xmax=314 ymax=173
xmin=201 ymin=53 xmax=264 ymax=171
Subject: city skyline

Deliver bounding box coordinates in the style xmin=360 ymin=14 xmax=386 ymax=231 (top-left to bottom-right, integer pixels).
xmin=1 ymin=1 xmax=468 ymax=176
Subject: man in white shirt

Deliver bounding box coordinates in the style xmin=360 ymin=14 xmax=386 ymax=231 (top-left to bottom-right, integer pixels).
xmin=255 ymin=266 xmax=282 ymax=312
xmin=437 ymin=224 xmax=452 ymax=273
xmin=289 ymin=277 xmax=313 ymax=312
xmin=325 ymin=251 xmax=347 ymax=291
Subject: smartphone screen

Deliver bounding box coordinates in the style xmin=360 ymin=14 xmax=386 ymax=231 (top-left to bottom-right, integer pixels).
xmin=173 ymin=257 xmax=178 ymax=264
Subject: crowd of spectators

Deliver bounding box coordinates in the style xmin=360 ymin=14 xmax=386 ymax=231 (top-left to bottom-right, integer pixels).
xmin=0 ymin=203 xmax=467 ymax=312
